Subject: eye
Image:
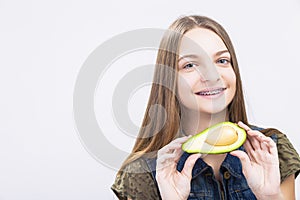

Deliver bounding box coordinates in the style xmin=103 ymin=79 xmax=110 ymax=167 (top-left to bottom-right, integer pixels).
xmin=183 ymin=63 xmax=196 ymax=70
xmin=217 ymin=58 xmax=230 ymax=65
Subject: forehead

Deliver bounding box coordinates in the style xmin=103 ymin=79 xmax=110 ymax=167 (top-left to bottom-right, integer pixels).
xmin=179 ymin=28 xmax=228 ymax=57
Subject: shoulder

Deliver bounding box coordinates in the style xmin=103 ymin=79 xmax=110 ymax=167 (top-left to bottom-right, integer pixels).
xmin=250 ymin=124 xmax=279 ymax=138
xmin=272 ymin=128 xmax=300 ymax=181
xmin=111 ymin=157 xmax=160 ymax=200
xmin=251 ymin=124 xmax=300 ymax=182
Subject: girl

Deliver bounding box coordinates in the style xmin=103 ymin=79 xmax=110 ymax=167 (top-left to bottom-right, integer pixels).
xmin=111 ymin=15 xmax=300 ymax=200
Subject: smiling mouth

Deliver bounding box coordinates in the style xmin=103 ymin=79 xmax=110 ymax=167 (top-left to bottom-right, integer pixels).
xmin=195 ymin=88 xmax=226 ymax=96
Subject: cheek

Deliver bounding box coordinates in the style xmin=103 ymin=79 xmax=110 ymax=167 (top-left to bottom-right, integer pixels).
xmin=231 ymin=71 xmax=237 ymax=91
xmin=177 ymin=75 xmax=190 ymax=96
xmin=177 ymin=74 xmax=195 ymax=101
xmin=219 ymin=68 xmax=237 ymax=98
xmin=221 ymin=68 xmax=236 ymax=87
xmin=226 ymin=70 xmax=237 ymax=95
xmin=230 ymin=71 xmax=236 ymax=86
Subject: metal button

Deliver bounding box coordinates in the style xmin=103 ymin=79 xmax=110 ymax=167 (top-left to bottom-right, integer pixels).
xmin=224 ymin=171 xmax=231 ymax=179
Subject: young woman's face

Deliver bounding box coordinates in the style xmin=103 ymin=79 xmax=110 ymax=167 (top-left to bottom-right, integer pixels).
xmin=177 ymin=28 xmax=236 ymax=115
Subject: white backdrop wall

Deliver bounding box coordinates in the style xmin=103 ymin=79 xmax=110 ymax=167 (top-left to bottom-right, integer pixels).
xmin=0 ymin=0 xmax=299 ymax=199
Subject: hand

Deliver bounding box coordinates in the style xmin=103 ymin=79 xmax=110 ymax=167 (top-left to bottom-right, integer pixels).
xmin=230 ymin=121 xmax=282 ymax=200
xmin=156 ymin=136 xmax=200 ymax=200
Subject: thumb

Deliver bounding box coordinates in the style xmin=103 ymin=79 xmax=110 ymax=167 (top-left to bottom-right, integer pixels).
xmin=230 ymin=150 xmax=251 ymax=176
xmin=181 ymin=153 xmax=201 ymax=180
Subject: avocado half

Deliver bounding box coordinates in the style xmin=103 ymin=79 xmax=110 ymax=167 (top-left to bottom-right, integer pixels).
xmin=182 ymin=122 xmax=246 ymax=154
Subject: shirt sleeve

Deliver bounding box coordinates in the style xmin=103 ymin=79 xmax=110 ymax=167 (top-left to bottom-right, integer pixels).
xmin=276 ymin=130 xmax=300 ymax=182
xmin=111 ymin=158 xmax=161 ymax=200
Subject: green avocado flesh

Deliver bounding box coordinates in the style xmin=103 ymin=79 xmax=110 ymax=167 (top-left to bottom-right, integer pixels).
xmin=182 ymin=122 xmax=246 ymax=154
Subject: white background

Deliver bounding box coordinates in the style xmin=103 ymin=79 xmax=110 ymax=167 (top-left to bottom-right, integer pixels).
xmin=0 ymin=0 xmax=299 ymax=199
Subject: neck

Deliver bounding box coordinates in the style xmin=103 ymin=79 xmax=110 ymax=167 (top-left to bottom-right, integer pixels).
xmin=180 ymin=108 xmax=229 ymax=179
xmin=181 ymin=108 xmax=228 ymax=135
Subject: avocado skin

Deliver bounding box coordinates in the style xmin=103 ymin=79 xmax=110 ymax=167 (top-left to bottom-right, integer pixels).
xmin=182 ymin=122 xmax=246 ymax=154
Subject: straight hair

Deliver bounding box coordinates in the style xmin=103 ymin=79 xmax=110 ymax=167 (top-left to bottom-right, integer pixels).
xmin=119 ymin=15 xmax=248 ymax=171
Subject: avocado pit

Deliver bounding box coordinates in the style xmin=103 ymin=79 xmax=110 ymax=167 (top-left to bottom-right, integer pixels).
xmin=205 ymin=126 xmax=238 ymax=146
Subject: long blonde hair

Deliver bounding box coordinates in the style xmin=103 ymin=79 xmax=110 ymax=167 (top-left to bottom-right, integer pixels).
xmin=119 ymin=15 xmax=248 ymax=170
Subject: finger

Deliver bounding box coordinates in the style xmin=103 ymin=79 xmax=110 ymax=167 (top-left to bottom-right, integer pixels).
xmin=243 ymin=139 xmax=257 ymax=162
xmin=230 ymin=150 xmax=251 ymax=177
xmin=239 ymin=121 xmax=271 ymax=148
xmin=238 ymin=121 xmax=251 ymax=131
xmin=181 ymin=153 xmax=201 ymax=180
xmin=157 ymin=147 xmax=183 ymax=164
xmin=156 ymin=153 xmax=178 ymax=170
xmin=243 ymin=138 xmax=254 ymax=151
xmin=158 ymin=143 xmax=182 ymax=155
xmin=252 ymin=133 xmax=272 ymax=144
xmin=172 ymin=135 xmax=192 ymax=143
xmin=247 ymin=133 xmax=262 ymax=151
xmin=157 ymin=152 xmax=178 ymax=164
xmin=260 ymin=141 xmax=268 ymax=152
xmin=158 ymin=136 xmax=190 ymax=155
xmin=246 ymin=129 xmax=263 ymax=137
xmin=257 ymin=136 xmax=277 ymax=155
xmin=167 ymin=136 xmax=192 ymax=146
xmin=238 ymin=121 xmax=263 ymax=139
xmin=249 ymin=133 xmax=277 ymax=154
xmin=173 ymin=148 xmax=184 ymax=162
xmin=238 ymin=122 xmax=261 ymax=150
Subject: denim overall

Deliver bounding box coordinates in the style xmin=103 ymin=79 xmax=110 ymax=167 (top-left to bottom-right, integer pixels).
xmin=145 ymin=126 xmax=278 ymax=200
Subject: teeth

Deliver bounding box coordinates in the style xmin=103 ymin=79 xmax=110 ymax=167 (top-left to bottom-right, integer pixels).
xmin=198 ymin=88 xmax=225 ymax=96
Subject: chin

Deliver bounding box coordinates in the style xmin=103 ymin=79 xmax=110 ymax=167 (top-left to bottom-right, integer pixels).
xmin=183 ymin=105 xmax=228 ymax=115
xmin=200 ymin=107 xmax=228 ymax=115
xmin=179 ymin=99 xmax=231 ymax=115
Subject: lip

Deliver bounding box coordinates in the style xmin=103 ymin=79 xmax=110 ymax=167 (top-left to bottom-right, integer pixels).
xmin=195 ymin=87 xmax=227 ymax=97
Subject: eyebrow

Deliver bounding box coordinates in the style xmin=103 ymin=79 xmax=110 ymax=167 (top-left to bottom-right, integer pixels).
xmin=178 ymin=50 xmax=230 ymax=62
xmin=178 ymin=54 xmax=199 ymax=62
xmin=215 ymin=50 xmax=230 ymax=57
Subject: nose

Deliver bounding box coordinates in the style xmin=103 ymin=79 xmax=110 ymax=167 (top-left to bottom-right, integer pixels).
xmin=197 ymin=60 xmax=220 ymax=83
